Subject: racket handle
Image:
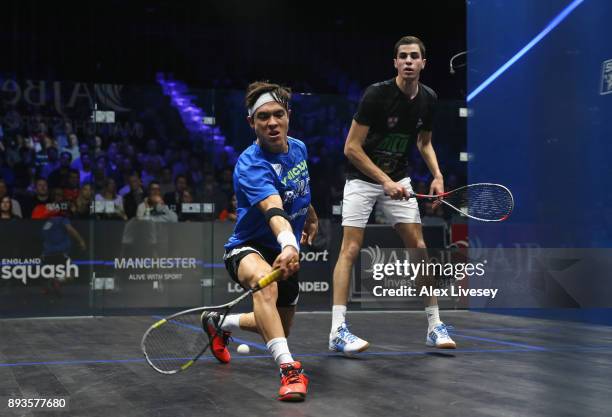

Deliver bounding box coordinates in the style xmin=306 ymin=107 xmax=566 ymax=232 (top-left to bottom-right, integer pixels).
xmin=255 ymin=261 xmax=298 ymax=289
xmin=256 ymin=269 xmax=284 ymax=289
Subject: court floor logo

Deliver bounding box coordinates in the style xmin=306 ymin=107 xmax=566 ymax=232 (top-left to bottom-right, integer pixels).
xmin=601 ymin=59 xmax=612 ymax=95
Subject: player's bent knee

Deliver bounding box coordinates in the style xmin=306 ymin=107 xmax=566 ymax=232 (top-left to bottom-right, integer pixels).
xmin=252 ymin=282 xmax=278 ymax=305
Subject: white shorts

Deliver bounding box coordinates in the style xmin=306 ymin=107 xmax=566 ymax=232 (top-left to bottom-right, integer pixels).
xmin=342 ymin=177 xmax=421 ymax=228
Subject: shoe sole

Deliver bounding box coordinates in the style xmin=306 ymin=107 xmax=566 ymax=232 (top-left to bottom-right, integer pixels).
xmin=330 ymin=341 xmax=370 ymax=357
xmin=278 ymin=392 xmax=306 ymax=402
xmin=426 ymin=340 xmax=457 ymax=349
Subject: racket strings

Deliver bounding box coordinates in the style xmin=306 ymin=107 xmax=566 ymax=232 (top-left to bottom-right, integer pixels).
xmin=445 ymin=184 xmax=513 ymax=221
xmin=143 ymin=313 xmax=209 ymax=373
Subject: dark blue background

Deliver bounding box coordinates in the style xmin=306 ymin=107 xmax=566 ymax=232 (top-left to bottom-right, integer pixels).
xmin=468 ymin=0 xmax=612 ymax=248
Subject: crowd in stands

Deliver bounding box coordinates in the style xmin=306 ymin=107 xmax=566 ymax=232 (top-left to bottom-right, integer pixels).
xmin=0 ymin=82 xmax=464 ymax=224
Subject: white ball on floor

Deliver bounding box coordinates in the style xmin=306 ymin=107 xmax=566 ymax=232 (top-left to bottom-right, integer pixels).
xmin=237 ymin=344 xmax=250 ymax=354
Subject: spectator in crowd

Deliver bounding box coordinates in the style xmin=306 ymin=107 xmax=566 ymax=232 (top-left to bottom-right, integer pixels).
xmin=123 ymin=172 xmax=145 ymax=219
xmin=91 ymin=167 xmax=107 ymax=194
xmin=32 ymin=187 xmax=67 ymax=219
xmin=159 ymin=166 xmax=174 ymax=196
xmin=62 ymin=169 xmax=81 ymax=202
xmin=93 ymin=135 xmax=105 ymax=158
xmin=48 ymin=151 xmax=73 ymax=189
xmin=95 ymin=178 xmax=127 ymax=220
xmin=163 ymin=174 xmax=188 ymax=211
xmin=71 ymin=143 xmax=90 ymax=171
xmin=0 ymin=178 xmax=22 ymax=218
xmin=0 ymin=153 xmax=15 ymax=186
xmin=0 ymin=196 xmax=17 ymax=220
xmin=218 ymin=193 xmax=237 ymax=222
xmin=200 ymin=172 xmax=228 ymax=216
xmin=41 ymin=146 xmax=60 ymax=179
xmin=78 ymin=152 xmax=93 ymax=185
xmin=218 ymin=167 xmax=234 ymax=199
xmin=71 ymin=183 xmax=94 ymax=219
xmin=136 ymin=180 xmax=177 ymax=222
xmin=117 ymin=156 xmax=135 ymax=195
xmin=177 ymin=188 xmax=205 ymax=222
xmin=62 ymin=133 xmax=80 ymax=161
xmin=140 ymin=155 xmax=162 ymax=188
xmin=22 ymin=177 xmax=51 ymax=218
xmin=12 ymin=146 xmax=36 ymax=189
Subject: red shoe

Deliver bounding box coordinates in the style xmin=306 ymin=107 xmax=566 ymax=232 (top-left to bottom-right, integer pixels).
xmin=201 ymin=312 xmax=231 ymax=364
xmin=278 ymin=361 xmax=309 ymax=402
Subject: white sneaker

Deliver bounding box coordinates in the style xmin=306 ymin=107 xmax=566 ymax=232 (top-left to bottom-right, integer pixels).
xmin=329 ymin=323 xmax=370 ymax=356
xmin=426 ymin=323 xmax=456 ymax=349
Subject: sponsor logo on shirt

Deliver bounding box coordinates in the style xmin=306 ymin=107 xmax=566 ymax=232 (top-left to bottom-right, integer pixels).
xmin=280 ymin=159 xmax=308 ymax=185
xmin=387 ymin=116 xmax=398 ymax=128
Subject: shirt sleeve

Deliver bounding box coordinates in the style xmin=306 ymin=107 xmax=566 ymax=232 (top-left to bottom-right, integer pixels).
xmin=237 ymin=162 xmax=278 ymax=206
xmin=353 ymin=85 xmax=381 ymax=126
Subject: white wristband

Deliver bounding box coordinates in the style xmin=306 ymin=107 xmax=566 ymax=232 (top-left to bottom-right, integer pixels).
xmin=277 ymin=230 xmax=299 ymax=252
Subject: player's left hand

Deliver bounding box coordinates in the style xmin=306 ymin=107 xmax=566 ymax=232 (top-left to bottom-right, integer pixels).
xmin=301 ymin=218 xmax=318 ymax=246
xmin=430 ymin=176 xmax=444 ymax=208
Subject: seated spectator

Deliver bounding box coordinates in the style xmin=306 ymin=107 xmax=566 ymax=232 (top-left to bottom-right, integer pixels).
xmin=0 ymin=196 xmax=17 ymax=220
xmin=48 ymin=151 xmax=73 ymax=189
xmin=21 ymin=177 xmax=51 ymax=218
xmin=95 ymin=178 xmax=127 ymax=220
xmin=141 ymin=155 xmax=162 ymax=188
xmin=218 ymin=194 xmax=237 ymax=222
xmin=62 ymin=133 xmax=80 ymax=161
xmin=136 ymin=181 xmax=177 ymax=222
xmin=218 ymin=167 xmax=234 ymax=199
xmin=41 ymin=146 xmax=60 ymax=179
xmin=163 ymin=174 xmax=188 ymax=212
xmin=117 ymin=156 xmax=136 ymax=196
xmin=123 ymin=172 xmax=144 ymax=219
xmin=63 ymin=169 xmax=81 ymax=202
xmin=71 ymin=143 xmax=90 ymax=171
xmin=71 ymin=184 xmax=94 ymax=219
xmin=178 ymin=188 xmax=205 ymax=222
xmin=200 ymin=173 xmax=228 ymax=216
xmin=159 ymin=166 xmax=174 ymax=196
xmin=0 ymin=178 xmax=22 ymax=218
xmin=78 ymin=152 xmax=93 ymax=186
xmin=32 ymin=187 xmax=68 ymax=219
xmin=91 ymin=167 xmax=107 ymax=194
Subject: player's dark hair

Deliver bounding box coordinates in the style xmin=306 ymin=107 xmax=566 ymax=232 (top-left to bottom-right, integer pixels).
xmin=394 ymin=36 xmax=426 ymax=59
xmin=245 ymin=81 xmax=291 ymax=114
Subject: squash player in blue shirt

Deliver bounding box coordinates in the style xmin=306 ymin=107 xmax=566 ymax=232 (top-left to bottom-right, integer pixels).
xmin=201 ymin=81 xmax=318 ymax=402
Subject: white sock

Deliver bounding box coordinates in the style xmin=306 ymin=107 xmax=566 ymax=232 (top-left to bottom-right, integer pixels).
xmin=266 ymin=337 xmax=294 ymax=366
xmin=220 ymin=314 xmax=242 ymax=332
xmin=425 ymin=305 xmax=442 ymax=332
xmin=331 ymin=305 xmax=347 ymax=333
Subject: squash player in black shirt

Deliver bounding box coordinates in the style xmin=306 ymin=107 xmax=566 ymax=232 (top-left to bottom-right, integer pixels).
xmin=328 ymin=36 xmax=456 ymax=355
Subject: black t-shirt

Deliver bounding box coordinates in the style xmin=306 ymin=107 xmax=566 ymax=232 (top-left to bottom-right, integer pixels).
xmin=346 ymin=79 xmax=437 ymax=182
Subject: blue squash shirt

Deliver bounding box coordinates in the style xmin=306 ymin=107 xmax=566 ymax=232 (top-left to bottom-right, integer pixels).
xmin=225 ymin=137 xmax=311 ymax=251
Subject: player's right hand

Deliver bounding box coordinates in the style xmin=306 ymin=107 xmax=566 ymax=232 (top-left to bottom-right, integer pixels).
xmin=272 ymin=246 xmax=300 ymax=279
xmin=383 ymin=180 xmax=408 ymax=200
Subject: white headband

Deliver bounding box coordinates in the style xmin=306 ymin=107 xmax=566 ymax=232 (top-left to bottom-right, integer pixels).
xmin=248 ymin=92 xmax=279 ymax=116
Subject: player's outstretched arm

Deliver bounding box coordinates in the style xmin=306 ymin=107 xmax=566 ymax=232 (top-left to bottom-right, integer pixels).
xmin=257 ymin=194 xmax=299 ymax=278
